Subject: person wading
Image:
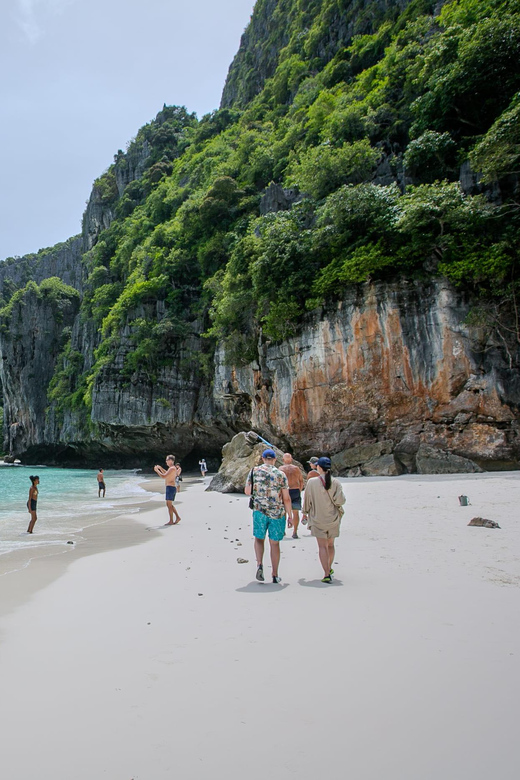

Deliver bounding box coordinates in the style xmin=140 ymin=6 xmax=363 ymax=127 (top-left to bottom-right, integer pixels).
xmin=97 ymin=468 xmax=106 ymax=498
xmin=27 ymin=475 xmax=39 ymax=534
xmin=245 ymin=449 xmax=293 ymax=584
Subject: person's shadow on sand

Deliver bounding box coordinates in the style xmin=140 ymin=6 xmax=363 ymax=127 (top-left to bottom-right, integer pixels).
xmin=236 ymin=582 xmax=290 ymax=593
xmin=298 ymin=578 xmax=343 ymax=588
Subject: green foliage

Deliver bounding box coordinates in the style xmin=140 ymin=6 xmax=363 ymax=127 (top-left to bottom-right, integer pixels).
xmin=0 ymin=278 xmax=79 ymax=325
xmin=287 ymin=139 xmax=380 ymax=198
xmin=404 ymin=131 xmax=457 ymax=183
xmin=469 ymin=93 xmax=520 ymax=182
xmin=396 ymin=182 xmax=491 ymax=263
xmin=48 ymin=341 xmax=86 ymax=411
xmin=313 ymin=241 xmax=395 ymax=296
xmin=410 ymin=13 xmax=520 ymax=139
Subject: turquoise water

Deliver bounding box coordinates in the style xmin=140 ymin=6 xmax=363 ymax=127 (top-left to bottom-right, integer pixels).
xmin=0 ymin=465 xmax=151 ymax=562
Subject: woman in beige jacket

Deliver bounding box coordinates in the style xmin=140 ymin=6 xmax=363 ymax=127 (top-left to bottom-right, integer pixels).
xmin=302 ymin=457 xmax=345 ymax=583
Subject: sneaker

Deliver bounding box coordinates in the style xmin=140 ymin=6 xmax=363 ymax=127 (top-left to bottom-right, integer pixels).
xmin=292 ymin=532 xmax=298 ymax=539
xmin=330 ymin=568 xmax=334 ymax=577
xmin=272 ymin=575 xmax=282 ymax=584
xmin=256 ymin=564 xmax=264 ymax=582
xmin=321 ymin=574 xmax=333 ymax=584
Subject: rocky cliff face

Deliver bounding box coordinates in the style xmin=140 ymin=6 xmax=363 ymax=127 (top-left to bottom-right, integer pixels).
xmin=82 ymin=141 xmax=152 ymax=251
xmin=212 ymin=280 xmax=520 ymax=470
xmin=0 ymin=285 xmax=80 ymax=458
xmin=221 ymin=0 xmax=418 ymax=109
xmin=1 ymin=270 xmax=518 ymax=469
xmin=0 ymin=236 xmax=84 ymax=297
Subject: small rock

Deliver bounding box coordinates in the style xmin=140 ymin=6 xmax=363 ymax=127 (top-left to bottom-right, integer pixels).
xmin=468 ymin=517 xmax=501 ymax=528
xmin=67 ymin=541 xmax=74 ymax=545
xmin=198 ymin=593 xmax=203 ymax=596
xmin=237 ymin=558 xmax=249 ymax=564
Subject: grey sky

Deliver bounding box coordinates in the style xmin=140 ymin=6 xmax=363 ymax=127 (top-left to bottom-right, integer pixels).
xmin=0 ymin=0 xmax=256 ymax=261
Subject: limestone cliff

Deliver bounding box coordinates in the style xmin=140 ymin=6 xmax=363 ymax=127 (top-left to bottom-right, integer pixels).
xmin=0 ymin=236 xmax=84 ymax=299
xmin=221 ymin=0 xmax=421 ymax=109
xmin=212 ymin=280 xmax=520 ymax=471
xmin=3 ymin=271 xmax=517 ymax=470
xmin=0 ymin=282 xmax=80 ymax=458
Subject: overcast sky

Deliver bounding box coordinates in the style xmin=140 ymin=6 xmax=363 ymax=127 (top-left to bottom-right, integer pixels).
xmin=0 ymin=0 xmax=256 ymax=260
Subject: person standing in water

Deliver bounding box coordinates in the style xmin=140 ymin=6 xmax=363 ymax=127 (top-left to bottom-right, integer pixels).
xmin=27 ymin=475 xmax=39 ymax=534
xmin=97 ymin=468 xmax=106 ymax=497
xmin=154 ymin=455 xmax=181 ymax=525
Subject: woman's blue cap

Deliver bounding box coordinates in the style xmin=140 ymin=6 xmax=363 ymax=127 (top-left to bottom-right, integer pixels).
xmin=317 ymin=456 xmax=331 ymax=469
xmin=262 ymin=448 xmax=276 ymax=459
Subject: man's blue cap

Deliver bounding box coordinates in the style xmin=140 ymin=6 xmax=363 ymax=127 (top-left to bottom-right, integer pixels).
xmin=262 ymin=448 xmax=276 ymax=459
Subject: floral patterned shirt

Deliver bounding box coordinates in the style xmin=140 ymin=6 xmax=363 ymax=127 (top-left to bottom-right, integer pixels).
xmin=246 ymin=464 xmax=289 ymax=519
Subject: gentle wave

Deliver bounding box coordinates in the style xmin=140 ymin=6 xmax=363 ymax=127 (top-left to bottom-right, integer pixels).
xmin=0 ymin=467 xmax=152 ymax=560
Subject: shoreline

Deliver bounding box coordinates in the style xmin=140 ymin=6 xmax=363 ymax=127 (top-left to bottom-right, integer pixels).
xmin=0 ymin=473 xmax=203 ymax=619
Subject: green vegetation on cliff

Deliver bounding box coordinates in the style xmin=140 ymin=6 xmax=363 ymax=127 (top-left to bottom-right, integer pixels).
xmin=26 ymin=0 xmax=520 ymax=411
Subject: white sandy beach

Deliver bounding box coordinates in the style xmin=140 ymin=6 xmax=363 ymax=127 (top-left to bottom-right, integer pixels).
xmin=0 ymin=472 xmax=518 ymax=780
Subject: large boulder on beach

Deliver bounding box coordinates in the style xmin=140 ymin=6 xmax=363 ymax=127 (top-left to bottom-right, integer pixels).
xmin=362 ymin=454 xmax=404 ymax=477
xmin=416 ymin=444 xmax=483 ymax=474
xmin=331 ymin=441 xmax=393 ymax=475
xmin=207 ymin=431 xmax=304 ymax=493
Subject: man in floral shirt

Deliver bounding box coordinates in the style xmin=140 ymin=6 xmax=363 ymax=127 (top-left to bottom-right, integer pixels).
xmin=245 ymin=449 xmax=293 ymax=584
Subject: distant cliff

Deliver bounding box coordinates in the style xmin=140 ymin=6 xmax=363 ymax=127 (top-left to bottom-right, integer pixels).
xmin=0 ymin=237 xmax=84 ymax=300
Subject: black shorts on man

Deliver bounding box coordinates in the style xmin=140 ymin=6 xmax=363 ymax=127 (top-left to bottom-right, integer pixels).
xmin=289 ymin=488 xmax=302 ymax=510
xmin=165 ymin=485 xmax=177 ymax=502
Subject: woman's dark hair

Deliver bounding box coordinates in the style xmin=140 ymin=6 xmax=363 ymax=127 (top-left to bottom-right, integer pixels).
xmin=323 ymin=469 xmax=332 ymax=490
xmin=29 ymin=475 xmax=39 ymax=484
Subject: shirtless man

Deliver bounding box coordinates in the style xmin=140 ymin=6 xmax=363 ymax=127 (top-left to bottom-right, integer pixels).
xmin=97 ymin=468 xmax=106 ymax=498
xmin=279 ymin=452 xmax=304 ymax=539
xmin=154 ymin=455 xmax=181 ymax=525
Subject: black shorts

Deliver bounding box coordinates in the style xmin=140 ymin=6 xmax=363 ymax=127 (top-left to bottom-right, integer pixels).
xmin=165 ymin=485 xmax=177 ymax=502
xmin=289 ymin=488 xmax=302 ymax=510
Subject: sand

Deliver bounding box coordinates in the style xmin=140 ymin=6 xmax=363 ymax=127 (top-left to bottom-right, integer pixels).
xmin=0 ymin=472 xmax=518 ymax=779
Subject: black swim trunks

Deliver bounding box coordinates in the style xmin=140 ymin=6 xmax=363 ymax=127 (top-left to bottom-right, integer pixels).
xmin=98 ymin=482 xmax=106 ymax=490
xmin=289 ymin=488 xmax=302 ymax=510
xmin=165 ymin=485 xmax=177 ymax=502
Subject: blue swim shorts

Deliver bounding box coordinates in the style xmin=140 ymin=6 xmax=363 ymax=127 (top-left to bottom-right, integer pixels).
xmin=253 ymin=510 xmax=286 ymax=542
xmin=289 ymin=488 xmax=302 ymax=510
xmin=165 ymin=485 xmax=177 ymax=502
